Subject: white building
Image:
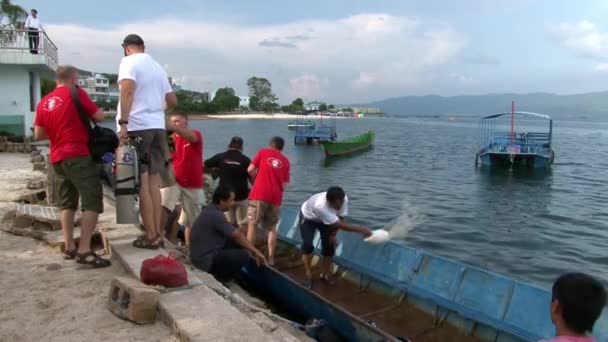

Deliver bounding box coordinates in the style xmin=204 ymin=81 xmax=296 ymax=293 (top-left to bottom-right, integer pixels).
xmin=78 ymin=73 xmax=117 ymax=102
xmin=239 ymin=96 xmax=250 ymax=109
xmin=0 ymin=29 xmax=57 ymax=137
xmin=304 ymin=101 xmax=323 ymax=111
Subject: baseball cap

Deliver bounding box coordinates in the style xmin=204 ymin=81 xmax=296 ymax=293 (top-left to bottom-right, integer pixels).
xmin=122 ymin=34 xmax=144 ymax=47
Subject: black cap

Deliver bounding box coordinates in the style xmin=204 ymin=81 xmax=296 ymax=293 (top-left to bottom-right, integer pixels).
xmin=122 ymin=34 xmax=144 ymax=47
xmin=229 ymin=136 xmax=244 ymax=149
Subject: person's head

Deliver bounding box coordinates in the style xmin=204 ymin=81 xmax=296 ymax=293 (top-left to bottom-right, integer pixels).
xmin=212 ymin=185 xmax=235 ymax=211
xmin=122 ymin=34 xmax=145 ymax=56
xmin=31 ymin=9 xmax=37 ymax=17
xmin=55 ymin=65 xmax=79 ymax=87
xmin=326 ymin=186 xmax=346 ymax=211
xmin=228 ymin=136 xmax=244 ymax=151
xmin=269 ymin=136 xmax=285 ymax=151
xmin=550 ymin=273 xmax=606 ymax=335
xmin=169 ymin=113 xmax=188 ymax=129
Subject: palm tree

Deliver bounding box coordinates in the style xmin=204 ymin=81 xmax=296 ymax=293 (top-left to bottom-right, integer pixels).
xmin=1 ymin=0 xmax=27 ymax=28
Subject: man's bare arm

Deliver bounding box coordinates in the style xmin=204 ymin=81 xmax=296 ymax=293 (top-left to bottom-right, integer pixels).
xmin=119 ymin=79 xmax=136 ymax=122
xmin=171 ymin=125 xmax=198 ymax=143
xmin=91 ymin=109 xmax=105 ymax=122
xmin=33 ymin=125 xmax=47 ymax=141
xmin=165 ymin=92 xmax=177 ymax=113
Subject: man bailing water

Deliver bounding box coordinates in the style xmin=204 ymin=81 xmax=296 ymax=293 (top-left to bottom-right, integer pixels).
xmin=299 ymin=186 xmax=372 ymax=288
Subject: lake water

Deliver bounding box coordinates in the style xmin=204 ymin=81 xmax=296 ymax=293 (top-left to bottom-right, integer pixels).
xmin=117 ymin=116 xmax=608 ymax=289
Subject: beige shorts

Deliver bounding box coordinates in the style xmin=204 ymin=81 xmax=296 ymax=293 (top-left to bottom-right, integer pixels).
xmin=161 ymin=184 xmax=204 ymax=227
xmin=247 ymin=200 xmax=280 ymax=227
xmin=225 ymin=200 xmax=249 ymax=226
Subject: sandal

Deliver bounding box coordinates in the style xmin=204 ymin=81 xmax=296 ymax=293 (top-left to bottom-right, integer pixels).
xmin=132 ymin=237 xmax=160 ymax=250
xmin=63 ymin=248 xmax=78 ymax=260
xmin=76 ymin=251 xmax=111 ymax=268
xmin=320 ymin=273 xmax=337 ymax=286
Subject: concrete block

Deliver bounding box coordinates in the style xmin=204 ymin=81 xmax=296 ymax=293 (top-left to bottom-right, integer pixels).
xmin=14 ymin=204 xmax=61 ymax=230
xmin=30 ymin=154 xmax=44 ymax=163
xmin=1 ymin=209 xmax=16 ymax=223
xmin=13 ymin=212 xmax=34 ymax=228
xmin=26 ymin=179 xmax=46 ymax=189
xmin=108 ymin=276 xmax=159 ymax=324
xmin=30 ymin=149 xmax=41 ymax=156
xmin=23 ymin=143 xmax=33 ymax=153
xmin=0 ymin=142 xmax=6 ymax=152
xmin=33 ymin=162 xmax=46 ymax=171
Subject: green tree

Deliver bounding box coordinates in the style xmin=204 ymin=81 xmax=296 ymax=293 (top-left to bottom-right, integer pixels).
xmin=212 ymin=87 xmax=239 ymax=112
xmin=319 ymin=103 xmax=328 ymax=111
xmin=328 ymin=104 xmax=335 ymax=110
xmin=344 ymin=107 xmax=353 ymax=112
xmin=0 ymin=0 xmax=27 ymax=29
xmin=247 ymin=77 xmax=277 ymax=112
xmin=292 ymin=98 xmax=304 ymax=108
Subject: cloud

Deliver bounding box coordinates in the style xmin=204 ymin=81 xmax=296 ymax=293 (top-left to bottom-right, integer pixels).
xmin=550 ymin=20 xmax=608 ymax=60
xmin=595 ymin=63 xmax=608 ymax=72
xmin=288 ymin=73 xmax=329 ymax=100
xmin=449 ymin=73 xmax=474 ymax=84
xmin=463 ymin=54 xmax=500 ymax=66
xmin=44 ymin=13 xmax=465 ymax=102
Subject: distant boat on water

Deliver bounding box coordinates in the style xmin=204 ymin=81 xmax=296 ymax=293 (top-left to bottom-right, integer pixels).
xmin=476 ymin=102 xmax=554 ymax=168
xmin=320 ymin=130 xmax=374 ymax=157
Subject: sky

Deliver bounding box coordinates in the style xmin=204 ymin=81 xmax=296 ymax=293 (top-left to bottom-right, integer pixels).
xmin=15 ymin=0 xmax=608 ymax=104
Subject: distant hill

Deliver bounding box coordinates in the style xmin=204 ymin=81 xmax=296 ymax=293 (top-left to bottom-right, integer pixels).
xmin=366 ymin=92 xmax=608 ymax=121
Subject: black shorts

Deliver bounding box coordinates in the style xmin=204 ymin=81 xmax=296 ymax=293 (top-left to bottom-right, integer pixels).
xmin=299 ymin=214 xmax=338 ymax=257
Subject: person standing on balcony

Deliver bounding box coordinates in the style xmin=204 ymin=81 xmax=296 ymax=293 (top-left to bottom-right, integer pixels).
xmin=117 ymin=34 xmax=178 ymax=250
xmin=25 ymin=9 xmax=41 ymax=54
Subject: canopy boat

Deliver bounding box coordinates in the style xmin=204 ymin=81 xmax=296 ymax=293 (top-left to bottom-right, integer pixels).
xmin=242 ymin=206 xmax=608 ymax=342
xmin=294 ymin=115 xmax=337 ymax=144
xmin=476 ymin=103 xmax=554 ymax=168
xmin=288 ymin=116 xmax=315 ymax=130
xmin=320 ymin=130 xmax=375 ymax=157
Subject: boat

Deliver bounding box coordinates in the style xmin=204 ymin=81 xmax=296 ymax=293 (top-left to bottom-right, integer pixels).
xmin=242 ymin=206 xmax=608 ymax=342
xmin=288 ymin=117 xmax=315 ymax=130
xmin=294 ymin=115 xmax=337 ymax=144
xmin=476 ymin=103 xmax=554 ymax=168
xmin=320 ymin=130 xmax=375 ymax=157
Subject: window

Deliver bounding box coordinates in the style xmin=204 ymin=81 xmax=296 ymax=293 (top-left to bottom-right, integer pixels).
xmin=29 ymin=72 xmax=35 ymax=112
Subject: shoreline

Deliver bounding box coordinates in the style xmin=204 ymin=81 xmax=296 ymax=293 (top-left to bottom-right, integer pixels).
xmin=104 ymin=112 xmax=362 ymax=120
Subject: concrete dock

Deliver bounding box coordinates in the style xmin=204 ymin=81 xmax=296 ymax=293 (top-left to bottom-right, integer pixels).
xmin=0 ymin=151 xmax=310 ymax=342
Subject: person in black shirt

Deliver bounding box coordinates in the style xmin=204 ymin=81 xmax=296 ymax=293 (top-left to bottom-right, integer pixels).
xmin=204 ymin=137 xmax=252 ymax=233
xmin=190 ymin=186 xmax=266 ymax=282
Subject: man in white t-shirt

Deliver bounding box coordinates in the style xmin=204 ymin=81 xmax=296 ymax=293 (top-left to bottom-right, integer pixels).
xmin=117 ymin=34 xmax=178 ymax=250
xmin=299 ymin=186 xmax=371 ymax=288
xmin=24 ymin=9 xmax=41 ymax=54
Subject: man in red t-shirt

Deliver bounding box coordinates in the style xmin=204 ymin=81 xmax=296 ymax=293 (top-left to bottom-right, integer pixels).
xmin=247 ymin=136 xmax=290 ymax=265
xmin=33 ymin=65 xmax=111 ymax=268
xmin=161 ymin=113 xmax=204 ymax=247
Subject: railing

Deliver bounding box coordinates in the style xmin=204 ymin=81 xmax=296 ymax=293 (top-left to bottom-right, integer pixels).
xmin=480 ymin=132 xmax=552 ymax=155
xmin=0 ymin=29 xmax=58 ymax=66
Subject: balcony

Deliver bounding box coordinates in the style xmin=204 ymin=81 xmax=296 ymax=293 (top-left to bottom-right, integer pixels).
xmin=0 ymin=29 xmax=58 ymax=71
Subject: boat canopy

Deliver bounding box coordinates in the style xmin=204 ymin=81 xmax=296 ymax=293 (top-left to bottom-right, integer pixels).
xmin=481 ymin=112 xmax=551 ymax=120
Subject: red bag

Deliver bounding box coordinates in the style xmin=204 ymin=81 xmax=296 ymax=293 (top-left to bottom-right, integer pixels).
xmin=140 ymin=253 xmax=188 ymax=288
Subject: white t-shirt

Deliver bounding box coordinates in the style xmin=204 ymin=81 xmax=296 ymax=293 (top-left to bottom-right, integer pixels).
xmin=25 ymin=15 xmax=41 ymax=30
xmin=301 ymin=192 xmax=348 ymax=225
xmin=117 ymin=53 xmax=172 ymax=132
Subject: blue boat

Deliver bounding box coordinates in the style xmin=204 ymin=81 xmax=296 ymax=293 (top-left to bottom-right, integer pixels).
xmin=243 ymin=207 xmax=608 ymax=341
xmin=294 ymin=115 xmax=337 ymax=144
xmin=476 ymin=107 xmax=554 ymax=168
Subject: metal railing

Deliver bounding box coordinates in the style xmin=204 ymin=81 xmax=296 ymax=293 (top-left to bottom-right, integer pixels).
xmin=0 ymin=29 xmax=58 ymax=66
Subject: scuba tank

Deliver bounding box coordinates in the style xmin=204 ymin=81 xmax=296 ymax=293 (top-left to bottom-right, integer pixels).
xmin=115 ymin=140 xmax=140 ymax=224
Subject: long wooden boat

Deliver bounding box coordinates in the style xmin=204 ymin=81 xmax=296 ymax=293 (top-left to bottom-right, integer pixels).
xmin=476 ymin=103 xmax=554 ymax=169
xmin=242 ymin=206 xmax=608 ymax=342
xmin=320 ymin=130 xmax=374 ymax=157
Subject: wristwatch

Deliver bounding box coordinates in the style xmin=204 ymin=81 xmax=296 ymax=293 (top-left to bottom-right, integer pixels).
xmin=118 ymin=119 xmax=128 ymax=125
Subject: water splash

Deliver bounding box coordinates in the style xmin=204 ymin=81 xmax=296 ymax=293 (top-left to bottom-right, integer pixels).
xmin=384 ymin=201 xmax=424 ymax=240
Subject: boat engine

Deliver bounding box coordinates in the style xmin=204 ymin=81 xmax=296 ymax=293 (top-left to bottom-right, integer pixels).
xmin=115 ymin=141 xmax=140 ymax=224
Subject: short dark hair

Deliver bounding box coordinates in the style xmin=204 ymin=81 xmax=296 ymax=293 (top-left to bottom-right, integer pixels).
xmin=31 ymin=9 xmax=37 ymax=13
xmin=326 ymin=186 xmax=346 ymax=203
xmin=56 ymin=65 xmax=78 ymax=82
xmin=229 ymin=136 xmax=243 ymax=149
xmin=212 ymin=185 xmax=234 ymax=205
xmin=552 ymin=272 xmax=606 ymax=334
xmin=122 ymin=34 xmax=145 ymax=47
xmin=170 ymin=113 xmax=187 ymax=120
xmin=270 ymin=136 xmax=285 ymax=151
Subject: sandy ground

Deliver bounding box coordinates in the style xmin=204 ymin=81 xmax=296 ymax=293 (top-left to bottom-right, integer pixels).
xmin=0 ymin=153 xmax=175 ymax=342
xmin=0 ymin=229 xmax=177 ymax=342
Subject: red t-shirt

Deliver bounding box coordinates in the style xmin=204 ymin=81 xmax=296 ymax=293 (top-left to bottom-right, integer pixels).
xmin=172 ymin=130 xmax=203 ymax=188
xmin=249 ymin=148 xmax=290 ymax=206
xmin=34 ymin=87 xmax=99 ymax=163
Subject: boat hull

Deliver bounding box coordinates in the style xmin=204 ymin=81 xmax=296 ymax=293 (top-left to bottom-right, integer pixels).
xmin=320 ymin=130 xmax=375 ymax=157
xmin=478 ymin=151 xmax=554 ymax=168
